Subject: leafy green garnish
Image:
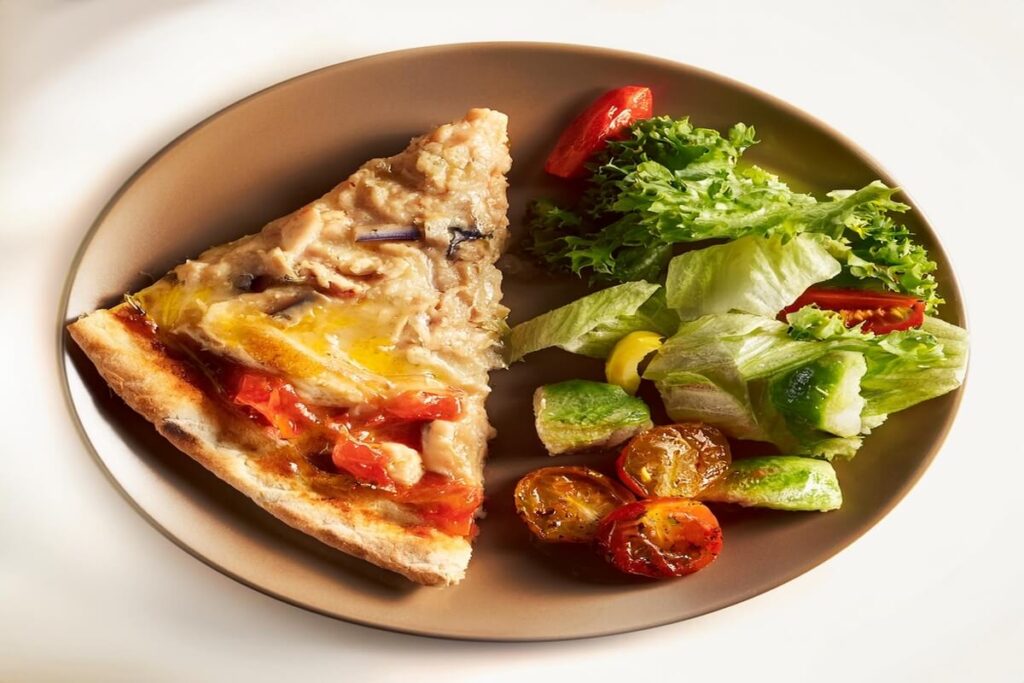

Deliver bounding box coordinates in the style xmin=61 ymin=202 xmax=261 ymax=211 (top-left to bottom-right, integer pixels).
xmin=505 ymin=281 xmax=667 ymax=362
xmin=786 ymin=307 xmax=967 ymax=420
xmin=643 ymin=309 xmax=967 ymax=459
xmin=665 ymin=233 xmax=842 ymax=320
xmin=526 ymin=115 xmax=942 ymax=311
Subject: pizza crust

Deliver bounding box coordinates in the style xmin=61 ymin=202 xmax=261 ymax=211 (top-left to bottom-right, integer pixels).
xmin=68 ymin=309 xmax=472 ymax=586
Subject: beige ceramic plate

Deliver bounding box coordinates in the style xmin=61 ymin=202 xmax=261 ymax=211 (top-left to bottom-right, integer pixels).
xmin=60 ymin=43 xmax=965 ymax=640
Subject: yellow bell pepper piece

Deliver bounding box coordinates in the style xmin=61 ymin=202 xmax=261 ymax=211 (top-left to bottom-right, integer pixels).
xmin=604 ymin=331 xmax=664 ymax=395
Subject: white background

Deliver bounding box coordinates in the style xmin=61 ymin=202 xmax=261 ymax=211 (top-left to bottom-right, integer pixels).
xmin=2 ymin=1 xmax=1022 ymax=681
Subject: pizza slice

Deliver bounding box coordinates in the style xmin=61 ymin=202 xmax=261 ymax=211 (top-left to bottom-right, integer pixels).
xmin=68 ymin=108 xmax=511 ymax=585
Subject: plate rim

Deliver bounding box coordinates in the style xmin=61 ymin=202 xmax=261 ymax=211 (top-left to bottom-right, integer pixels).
xmin=56 ymin=41 xmax=968 ymax=641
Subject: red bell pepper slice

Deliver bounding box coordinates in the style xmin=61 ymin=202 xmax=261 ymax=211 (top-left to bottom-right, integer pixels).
xmin=544 ymin=85 xmax=654 ymax=179
xmin=781 ymin=287 xmax=925 ymax=334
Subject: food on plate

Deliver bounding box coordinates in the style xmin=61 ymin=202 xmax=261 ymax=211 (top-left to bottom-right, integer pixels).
xmin=779 ymin=287 xmax=926 ymax=334
xmin=698 ymin=456 xmax=842 ymax=512
xmin=526 ymin=111 xmax=942 ymax=311
xmin=72 ymin=79 xmax=968 ymax=591
xmin=511 ymin=422 xmax=839 ymax=577
xmin=643 ymin=310 xmax=967 ymax=459
xmin=511 ymin=283 xmax=965 ymax=460
xmin=506 ymin=88 xmax=967 ymax=581
xmin=533 ymin=380 xmax=652 ymax=455
xmin=514 ymin=466 xmax=636 ymax=542
xmin=68 ymin=109 xmax=512 ymax=585
xmin=510 ymin=438 xmax=740 ymax=577
xmin=514 ymin=91 xmax=966 ymax=462
xmin=505 ymin=281 xmax=676 ymax=362
xmin=604 ymin=330 xmax=664 ymax=395
xmin=596 ymin=498 xmax=723 ymax=578
xmin=768 ymin=351 xmax=867 ymax=438
xmin=544 ymin=85 xmax=653 ymax=178
xmin=615 ymin=423 xmax=731 ymax=499
xmin=664 ymin=233 xmax=843 ymax=320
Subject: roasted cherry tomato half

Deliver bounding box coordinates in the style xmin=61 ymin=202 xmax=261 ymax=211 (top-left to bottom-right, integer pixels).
xmin=780 ymin=287 xmax=925 ymax=335
xmin=616 ymin=424 xmax=731 ymax=499
xmin=381 ymin=390 xmax=462 ymax=422
xmin=544 ymin=85 xmax=654 ymax=178
xmin=514 ymin=466 xmax=636 ymax=543
xmin=597 ymin=498 xmax=723 ymax=578
xmin=231 ymin=371 xmax=315 ymax=438
xmin=331 ymin=430 xmax=395 ymax=490
xmin=396 ymin=472 xmax=484 ymax=537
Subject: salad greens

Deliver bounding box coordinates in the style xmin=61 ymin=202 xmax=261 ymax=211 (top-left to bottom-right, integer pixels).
xmin=533 ymin=380 xmax=653 ymax=455
xmin=642 ymin=312 xmax=854 ymax=456
xmin=505 ymin=281 xmax=676 ymax=362
xmin=525 ymin=115 xmax=942 ymax=311
xmin=642 ymin=308 xmax=966 ymax=459
xmin=786 ymin=308 xmax=968 ymax=422
xmin=512 ymin=110 xmax=966 ymax=486
xmin=665 ymin=233 xmax=842 ymax=320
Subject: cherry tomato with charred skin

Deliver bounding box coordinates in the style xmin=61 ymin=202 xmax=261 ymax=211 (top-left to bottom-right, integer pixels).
xmin=597 ymin=498 xmax=723 ymax=578
xmin=780 ymin=287 xmax=925 ymax=335
xmin=514 ymin=466 xmax=636 ymax=543
xmin=544 ymin=86 xmax=654 ymax=179
xmin=617 ymin=424 xmax=731 ymax=499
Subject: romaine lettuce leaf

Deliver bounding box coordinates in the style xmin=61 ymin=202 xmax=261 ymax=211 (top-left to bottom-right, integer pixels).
xmin=571 ymin=287 xmax=679 ymax=357
xmin=665 ymin=233 xmax=842 ymax=320
xmin=505 ymin=281 xmax=665 ymax=362
xmin=645 ymin=309 xmax=967 ymax=459
xmin=644 ymin=313 xmax=828 ymax=384
xmin=860 ymin=317 xmax=968 ymax=416
xmin=644 ymin=314 xmax=837 ymax=448
xmin=786 ymin=307 xmax=968 ymax=419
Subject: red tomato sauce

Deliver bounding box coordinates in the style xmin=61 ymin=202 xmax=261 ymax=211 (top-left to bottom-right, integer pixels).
xmin=112 ymin=304 xmax=480 ymax=537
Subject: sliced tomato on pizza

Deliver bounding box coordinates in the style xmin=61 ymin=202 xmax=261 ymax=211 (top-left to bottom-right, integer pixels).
xmin=68 ymin=109 xmax=512 ymax=585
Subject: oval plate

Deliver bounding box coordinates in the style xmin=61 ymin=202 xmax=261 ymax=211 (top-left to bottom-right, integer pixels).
xmin=60 ymin=43 xmax=965 ymax=640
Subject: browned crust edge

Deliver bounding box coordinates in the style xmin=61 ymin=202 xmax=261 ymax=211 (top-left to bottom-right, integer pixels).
xmin=68 ymin=309 xmax=472 ymax=586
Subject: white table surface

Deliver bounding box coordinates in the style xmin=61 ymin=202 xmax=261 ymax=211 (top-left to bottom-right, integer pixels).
xmin=2 ymin=1 xmax=1022 ymax=681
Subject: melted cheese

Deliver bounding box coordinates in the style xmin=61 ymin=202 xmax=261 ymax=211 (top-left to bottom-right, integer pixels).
xmin=137 ymin=279 xmax=448 ymax=406
xmin=378 ymin=442 xmax=424 ymax=486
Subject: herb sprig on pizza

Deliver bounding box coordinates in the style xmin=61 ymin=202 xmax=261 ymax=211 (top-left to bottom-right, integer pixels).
xmin=69 ymin=109 xmax=511 ymax=585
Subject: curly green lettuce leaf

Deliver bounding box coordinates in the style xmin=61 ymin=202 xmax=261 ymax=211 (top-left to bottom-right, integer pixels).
xmin=785 ymin=304 xmax=875 ymax=342
xmin=525 ymin=115 xmax=942 ymax=311
xmin=825 ymin=189 xmax=943 ymax=310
